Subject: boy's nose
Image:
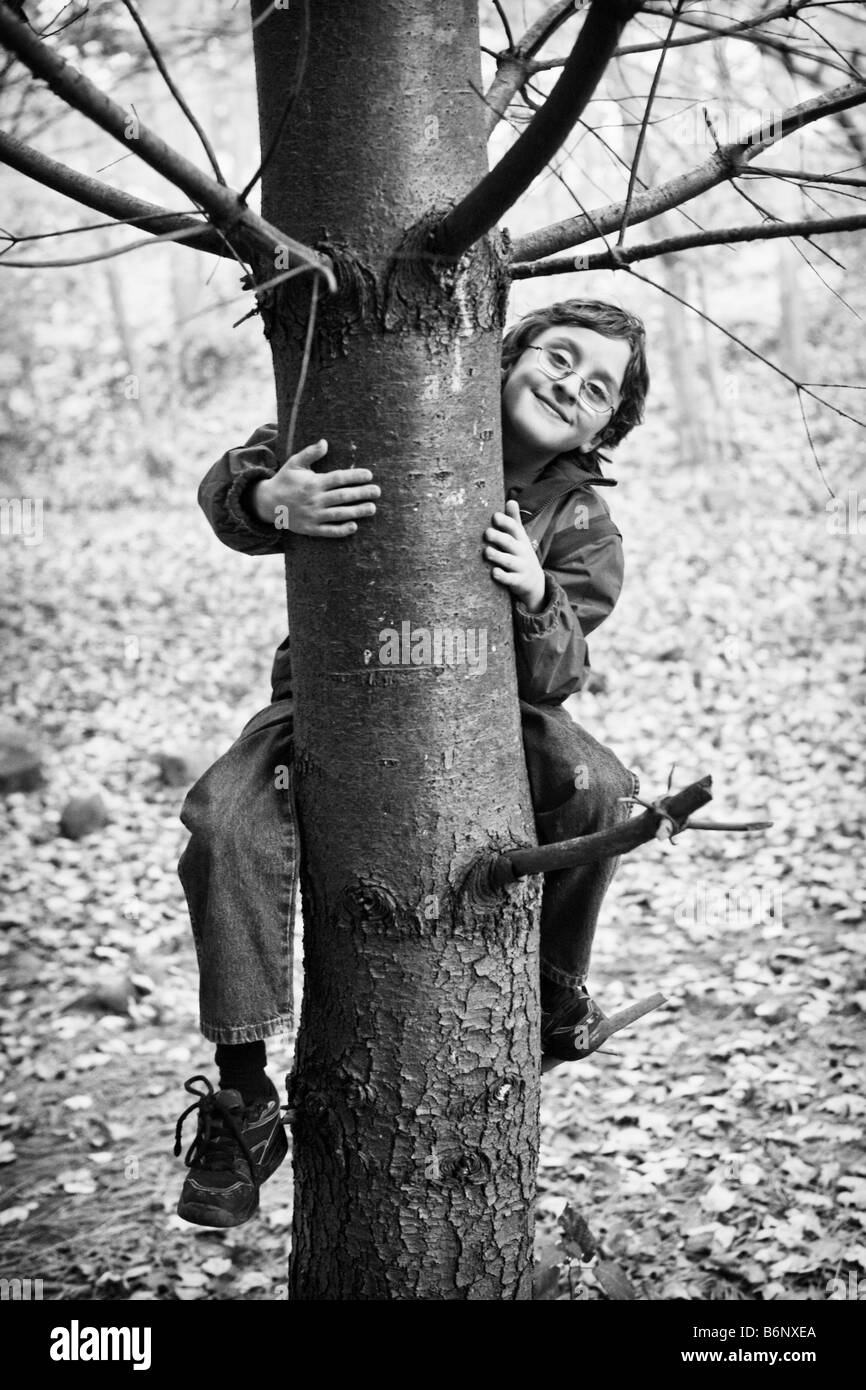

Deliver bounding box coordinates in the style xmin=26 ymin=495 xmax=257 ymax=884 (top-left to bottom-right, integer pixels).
xmin=553 ymin=379 xmax=580 ymax=412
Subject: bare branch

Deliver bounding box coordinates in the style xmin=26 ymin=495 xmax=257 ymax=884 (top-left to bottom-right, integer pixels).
xmin=511 ymin=210 xmax=866 ymax=273
xmin=510 ymin=80 xmax=866 ymax=263
xmin=629 ymin=0 xmax=858 ymax=75
xmin=541 ymin=992 xmax=668 ymax=1070
xmin=483 ymin=0 xmax=575 ymax=137
xmin=741 ymin=164 xmax=866 ymax=189
xmin=432 ymin=0 xmax=644 ymax=260
xmin=119 ymin=0 xmax=227 ymax=185
xmin=795 ymin=10 xmax=865 ymax=81
xmin=617 ymin=0 xmax=684 ymax=246
xmin=484 ymin=776 xmax=715 ymax=889
xmin=491 ymin=0 xmax=515 ymax=53
xmin=0 ymin=4 xmax=336 ymax=288
xmin=0 ymin=129 xmax=226 ymax=256
xmin=0 ymin=218 xmax=226 ymax=267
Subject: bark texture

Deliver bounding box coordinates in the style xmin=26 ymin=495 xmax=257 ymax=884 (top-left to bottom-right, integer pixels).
xmin=251 ymin=0 xmax=544 ymax=1299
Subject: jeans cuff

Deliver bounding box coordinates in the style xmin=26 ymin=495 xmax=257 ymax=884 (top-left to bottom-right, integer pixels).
xmin=200 ymin=1014 xmax=293 ymax=1045
xmin=540 ymin=958 xmax=587 ymax=990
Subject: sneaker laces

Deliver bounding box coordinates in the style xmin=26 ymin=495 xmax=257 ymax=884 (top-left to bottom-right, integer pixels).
xmin=173 ymin=1075 xmax=260 ymax=1187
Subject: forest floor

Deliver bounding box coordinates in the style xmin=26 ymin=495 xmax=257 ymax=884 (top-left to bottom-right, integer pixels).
xmin=1 ymin=357 xmax=864 ymax=1302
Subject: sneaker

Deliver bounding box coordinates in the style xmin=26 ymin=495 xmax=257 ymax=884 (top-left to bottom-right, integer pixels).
xmin=174 ymin=1074 xmax=288 ymax=1227
xmin=540 ymin=980 xmax=607 ymax=1062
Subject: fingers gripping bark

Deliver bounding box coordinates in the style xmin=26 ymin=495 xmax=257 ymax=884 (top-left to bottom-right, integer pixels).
xmin=250 ymin=439 xmax=381 ymax=538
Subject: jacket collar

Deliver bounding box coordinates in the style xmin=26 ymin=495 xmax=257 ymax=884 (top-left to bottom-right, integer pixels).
xmin=506 ymin=450 xmax=616 ymax=519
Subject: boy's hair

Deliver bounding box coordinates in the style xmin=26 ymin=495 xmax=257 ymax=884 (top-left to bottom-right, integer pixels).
xmin=500 ymin=298 xmax=649 ymax=463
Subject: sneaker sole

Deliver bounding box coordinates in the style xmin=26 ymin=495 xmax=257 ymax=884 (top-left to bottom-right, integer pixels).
xmin=177 ymin=1119 xmax=288 ymax=1228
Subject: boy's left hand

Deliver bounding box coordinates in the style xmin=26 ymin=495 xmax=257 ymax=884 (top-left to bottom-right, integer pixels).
xmin=484 ymin=500 xmax=547 ymax=613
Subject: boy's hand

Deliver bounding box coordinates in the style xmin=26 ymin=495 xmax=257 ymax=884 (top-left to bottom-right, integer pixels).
xmin=250 ymin=438 xmax=380 ymax=538
xmin=484 ymin=500 xmax=546 ymax=612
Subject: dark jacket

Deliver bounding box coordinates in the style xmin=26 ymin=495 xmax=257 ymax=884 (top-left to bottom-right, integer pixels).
xmin=197 ymin=424 xmax=624 ymax=706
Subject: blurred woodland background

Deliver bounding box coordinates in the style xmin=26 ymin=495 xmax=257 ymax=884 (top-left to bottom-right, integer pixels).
xmin=0 ymin=1 xmax=864 ymax=1301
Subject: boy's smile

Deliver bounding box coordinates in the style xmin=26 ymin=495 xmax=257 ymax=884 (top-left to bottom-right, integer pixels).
xmin=501 ymin=325 xmax=632 ymax=486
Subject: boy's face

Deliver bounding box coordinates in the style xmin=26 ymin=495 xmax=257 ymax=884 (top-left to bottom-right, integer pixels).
xmin=501 ymin=324 xmax=632 ymax=473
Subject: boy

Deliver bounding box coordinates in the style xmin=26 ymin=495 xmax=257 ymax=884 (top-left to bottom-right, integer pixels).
xmin=174 ymin=298 xmax=649 ymax=1226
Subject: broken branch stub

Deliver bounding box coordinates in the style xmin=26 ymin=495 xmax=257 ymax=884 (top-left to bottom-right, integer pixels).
xmin=482 ymin=775 xmax=714 ymax=893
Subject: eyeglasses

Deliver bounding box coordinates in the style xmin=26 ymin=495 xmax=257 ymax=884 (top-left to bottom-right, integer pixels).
xmin=528 ymin=345 xmax=618 ymax=416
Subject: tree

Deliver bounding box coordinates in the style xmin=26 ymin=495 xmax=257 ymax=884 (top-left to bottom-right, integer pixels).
xmin=1 ymin=0 xmax=863 ymax=1300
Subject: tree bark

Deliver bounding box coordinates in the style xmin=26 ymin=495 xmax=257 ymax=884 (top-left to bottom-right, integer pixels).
xmin=250 ymin=0 xmax=542 ymax=1299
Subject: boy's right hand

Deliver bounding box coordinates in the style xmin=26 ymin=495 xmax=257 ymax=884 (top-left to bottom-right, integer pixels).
xmin=249 ymin=438 xmax=380 ymax=538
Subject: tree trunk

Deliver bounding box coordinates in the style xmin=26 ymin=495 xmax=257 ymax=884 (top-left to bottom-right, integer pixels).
xmin=251 ymin=0 xmax=543 ymax=1299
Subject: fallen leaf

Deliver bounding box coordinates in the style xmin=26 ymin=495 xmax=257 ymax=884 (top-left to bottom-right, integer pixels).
xmin=701 ymin=1184 xmax=738 ymax=1214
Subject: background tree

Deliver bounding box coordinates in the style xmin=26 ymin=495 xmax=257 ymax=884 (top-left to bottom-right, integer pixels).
xmin=1 ymin=0 xmax=864 ymax=1300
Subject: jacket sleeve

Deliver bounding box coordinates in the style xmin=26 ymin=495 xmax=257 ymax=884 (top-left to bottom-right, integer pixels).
xmin=512 ymin=527 xmax=624 ymax=705
xmin=197 ymin=422 xmax=286 ymax=556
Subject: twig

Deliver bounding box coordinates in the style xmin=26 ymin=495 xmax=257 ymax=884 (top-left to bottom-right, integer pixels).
xmin=281 ymin=271 xmax=320 ymax=462
xmin=239 ymin=0 xmax=309 ymax=203
xmin=119 ymin=0 xmax=226 ymax=184
xmin=627 ymin=0 xmax=856 ymax=74
xmin=509 ymin=80 xmax=866 ymax=265
xmin=0 ymin=219 xmax=225 ymax=267
xmin=592 ymin=993 xmax=667 ymax=1045
xmin=492 ymin=0 xmax=515 ymax=53
xmin=511 ymin=211 xmax=866 ymax=272
xmin=617 ymin=0 xmax=684 ymax=247
xmin=618 ymin=263 xmax=866 ymax=467
xmin=0 ymin=129 xmax=226 ymax=257
xmin=540 ymin=992 xmax=668 ymax=1072
xmin=683 ymin=819 xmax=774 ymax=832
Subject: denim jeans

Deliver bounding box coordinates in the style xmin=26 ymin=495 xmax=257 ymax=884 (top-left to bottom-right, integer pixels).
xmin=177 ymin=696 xmax=638 ymax=1043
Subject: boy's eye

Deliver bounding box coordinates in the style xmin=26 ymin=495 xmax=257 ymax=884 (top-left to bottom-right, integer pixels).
xmin=548 ymin=350 xmax=573 ymax=372
xmin=584 ymin=381 xmax=612 ymax=407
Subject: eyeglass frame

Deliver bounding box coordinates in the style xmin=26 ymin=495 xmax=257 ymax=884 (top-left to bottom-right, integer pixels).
xmin=526 ymin=344 xmax=620 ymax=417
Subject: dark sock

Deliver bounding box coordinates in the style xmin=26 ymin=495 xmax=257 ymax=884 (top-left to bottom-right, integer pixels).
xmin=214 ymin=1041 xmax=270 ymax=1104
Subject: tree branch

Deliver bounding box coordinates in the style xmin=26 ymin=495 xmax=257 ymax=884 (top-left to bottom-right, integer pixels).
xmin=431 ymin=0 xmax=644 ymax=260
xmin=119 ymin=0 xmax=226 ymax=185
xmin=511 ymin=210 xmax=866 ymax=275
xmin=741 ymin=165 xmax=866 ymax=189
xmin=509 ymin=80 xmax=866 ymax=263
xmin=622 ymin=0 xmax=858 ymax=75
xmin=478 ymin=782 xmax=773 ymax=902
xmin=0 ymin=218 xmax=228 ymax=267
xmin=485 ymin=777 xmax=716 ymax=890
xmin=0 ymin=4 xmax=336 ymax=288
xmin=483 ymin=0 xmax=575 ymax=137
xmin=0 ymin=129 xmax=227 ymax=256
